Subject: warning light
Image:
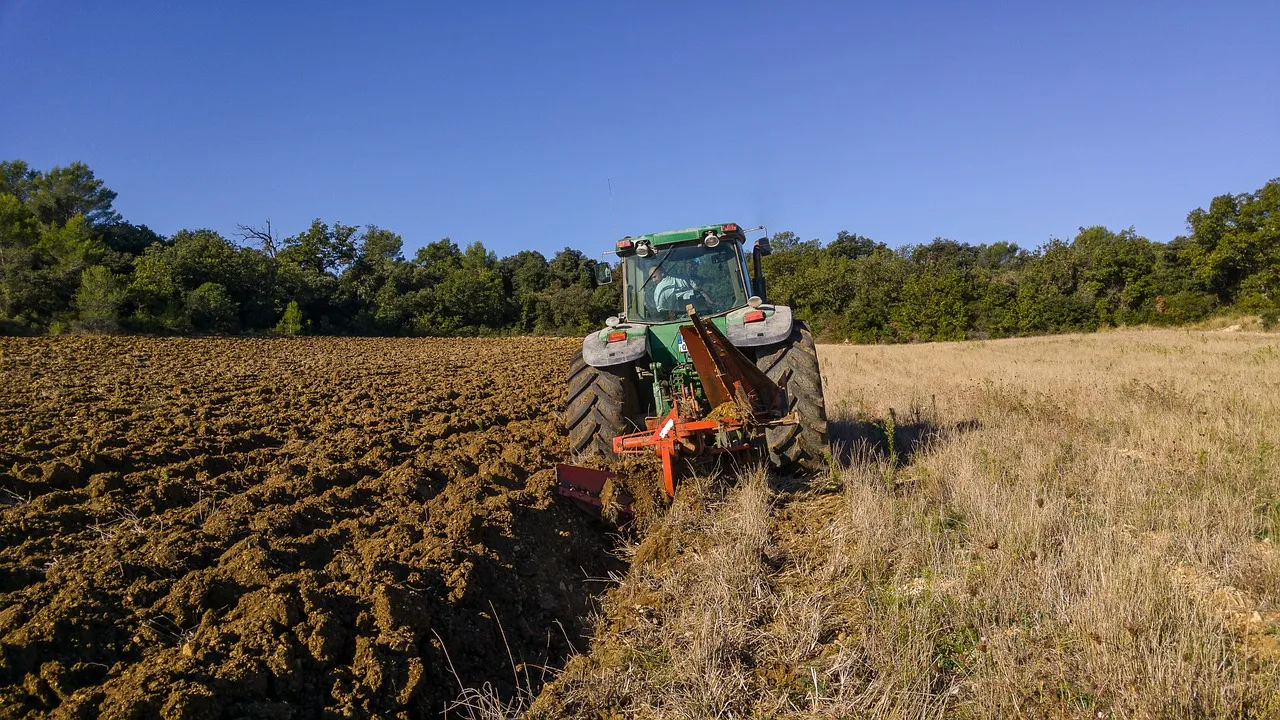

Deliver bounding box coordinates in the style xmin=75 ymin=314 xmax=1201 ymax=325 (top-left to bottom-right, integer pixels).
xmin=607 ymin=331 xmax=628 ymax=343
xmin=743 ymin=310 xmax=766 ymax=323
xmin=721 ymin=223 xmax=739 ymax=232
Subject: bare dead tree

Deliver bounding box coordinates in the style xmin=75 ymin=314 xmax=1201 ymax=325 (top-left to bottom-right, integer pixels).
xmin=235 ymin=219 xmax=279 ymax=257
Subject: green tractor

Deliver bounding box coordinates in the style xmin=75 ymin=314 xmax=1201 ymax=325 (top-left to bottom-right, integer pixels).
xmin=559 ymin=223 xmax=827 ymax=504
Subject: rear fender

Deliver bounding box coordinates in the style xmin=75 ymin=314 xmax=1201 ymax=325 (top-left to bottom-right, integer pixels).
xmin=725 ymin=305 xmax=793 ymax=348
xmin=582 ymin=328 xmax=648 ymax=368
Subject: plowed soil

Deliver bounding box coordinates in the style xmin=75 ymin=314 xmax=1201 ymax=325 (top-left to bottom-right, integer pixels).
xmin=0 ymin=336 xmax=618 ymax=719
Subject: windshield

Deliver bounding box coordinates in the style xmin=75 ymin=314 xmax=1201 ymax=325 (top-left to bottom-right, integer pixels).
xmin=625 ymin=242 xmax=749 ymax=322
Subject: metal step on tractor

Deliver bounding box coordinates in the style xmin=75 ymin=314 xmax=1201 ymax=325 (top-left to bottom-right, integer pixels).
xmin=556 ymin=223 xmax=828 ymax=519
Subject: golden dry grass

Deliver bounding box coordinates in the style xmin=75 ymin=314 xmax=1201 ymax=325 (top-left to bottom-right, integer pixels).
xmin=534 ymin=329 xmax=1280 ymax=719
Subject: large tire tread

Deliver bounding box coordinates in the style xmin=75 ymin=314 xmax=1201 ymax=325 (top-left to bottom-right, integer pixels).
xmin=562 ymin=349 xmax=640 ymax=458
xmin=756 ymin=322 xmax=828 ymax=473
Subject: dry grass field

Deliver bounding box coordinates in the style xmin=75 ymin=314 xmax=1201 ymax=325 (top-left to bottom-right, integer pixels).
xmin=536 ymin=329 xmax=1280 ymax=719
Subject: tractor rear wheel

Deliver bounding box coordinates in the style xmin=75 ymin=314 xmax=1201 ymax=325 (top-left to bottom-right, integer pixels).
xmin=756 ymin=322 xmax=828 ymax=473
xmin=563 ymin=349 xmax=641 ymax=458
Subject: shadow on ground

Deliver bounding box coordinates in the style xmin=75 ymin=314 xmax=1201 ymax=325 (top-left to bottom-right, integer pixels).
xmin=828 ymin=414 xmax=981 ymax=467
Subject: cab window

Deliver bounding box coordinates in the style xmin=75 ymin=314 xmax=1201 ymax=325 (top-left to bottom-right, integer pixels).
xmin=625 ymin=242 xmax=748 ymax=322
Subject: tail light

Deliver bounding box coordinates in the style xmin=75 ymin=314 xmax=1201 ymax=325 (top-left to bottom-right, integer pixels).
xmin=743 ymin=310 xmax=765 ymax=323
xmin=721 ymin=223 xmax=739 ymax=232
xmin=606 ymin=331 xmax=628 ymax=343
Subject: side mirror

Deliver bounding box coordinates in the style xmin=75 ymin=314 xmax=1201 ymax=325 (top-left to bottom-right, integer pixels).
xmin=595 ymin=263 xmax=613 ymax=285
xmin=751 ymin=238 xmax=770 ymax=303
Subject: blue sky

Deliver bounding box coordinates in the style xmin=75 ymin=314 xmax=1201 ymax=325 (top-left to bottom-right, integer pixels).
xmin=2 ymin=1 xmax=1277 ymax=258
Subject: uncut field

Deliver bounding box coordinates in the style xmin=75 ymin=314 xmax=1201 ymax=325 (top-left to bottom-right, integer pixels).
xmin=538 ymin=329 xmax=1280 ymax=719
xmin=0 ymin=336 xmax=618 ymax=719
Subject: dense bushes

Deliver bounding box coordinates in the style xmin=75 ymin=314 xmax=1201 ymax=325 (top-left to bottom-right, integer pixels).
xmin=764 ymin=182 xmax=1279 ymax=341
xmin=1 ymin=159 xmax=1276 ymax=340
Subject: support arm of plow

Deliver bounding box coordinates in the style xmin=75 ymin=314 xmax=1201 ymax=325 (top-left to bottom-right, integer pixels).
xmin=679 ymin=305 xmax=783 ymax=416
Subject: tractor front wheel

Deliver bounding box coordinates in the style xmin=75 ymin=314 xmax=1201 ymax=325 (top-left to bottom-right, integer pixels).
xmin=756 ymin=322 xmax=828 ymax=473
xmin=563 ymin=350 xmax=641 ymax=458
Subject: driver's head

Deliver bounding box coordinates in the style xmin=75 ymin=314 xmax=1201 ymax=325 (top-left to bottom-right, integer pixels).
xmin=646 ymin=265 xmax=664 ymax=282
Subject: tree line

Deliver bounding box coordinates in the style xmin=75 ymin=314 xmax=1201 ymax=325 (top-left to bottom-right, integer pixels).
xmin=1 ymin=159 xmax=1276 ymax=340
xmin=766 ymin=177 xmax=1278 ymax=341
xmin=0 ymin=160 xmax=619 ymax=336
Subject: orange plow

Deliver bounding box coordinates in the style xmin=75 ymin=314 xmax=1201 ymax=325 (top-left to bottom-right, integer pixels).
xmin=557 ymin=306 xmax=796 ymax=515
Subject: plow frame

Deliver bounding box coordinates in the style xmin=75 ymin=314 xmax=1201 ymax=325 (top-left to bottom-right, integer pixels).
xmin=612 ymin=403 xmax=754 ymax=495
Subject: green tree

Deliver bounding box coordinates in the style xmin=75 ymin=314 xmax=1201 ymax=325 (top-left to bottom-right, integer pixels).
xmin=122 ymin=229 xmax=275 ymax=332
xmin=279 ymin=219 xmax=359 ymax=274
xmin=125 ymin=243 xmax=182 ymax=330
xmin=500 ymin=249 xmax=551 ymax=331
xmin=434 ymin=242 xmax=506 ymax=331
xmin=843 ymin=248 xmax=909 ymax=342
xmin=1185 ymin=180 xmax=1280 ymax=312
xmin=1073 ymin=226 xmax=1159 ymax=325
xmin=0 ymin=193 xmax=40 ymax=329
xmin=1015 ymin=241 xmax=1094 ymax=333
xmin=827 ymin=231 xmax=881 ymax=261
xmin=340 ymin=225 xmax=409 ymax=333
xmin=547 ymin=247 xmax=594 ymax=289
xmin=185 ymin=282 xmax=239 ymax=333
xmin=26 ymin=162 xmax=121 ymax=228
xmin=892 ymin=269 xmax=973 ymax=341
xmin=275 ymin=300 xmax=305 ymax=336
xmin=769 ymin=231 xmax=819 ymax=253
xmin=0 ymin=161 xmax=38 ymax=202
xmin=101 ymin=222 xmax=164 ymax=257
xmin=74 ymin=265 xmax=123 ymax=333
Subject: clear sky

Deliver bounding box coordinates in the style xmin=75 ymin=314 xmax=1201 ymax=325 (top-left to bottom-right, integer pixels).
xmin=3 ymin=1 xmax=1277 ymax=258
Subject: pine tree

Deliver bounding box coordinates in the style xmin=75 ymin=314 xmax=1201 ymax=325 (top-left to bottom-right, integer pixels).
xmin=73 ymin=265 xmax=122 ymax=333
xmin=275 ymin=300 xmax=304 ymax=336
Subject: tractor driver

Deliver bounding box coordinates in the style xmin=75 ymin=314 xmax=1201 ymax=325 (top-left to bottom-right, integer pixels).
xmin=647 ymin=264 xmax=714 ymax=318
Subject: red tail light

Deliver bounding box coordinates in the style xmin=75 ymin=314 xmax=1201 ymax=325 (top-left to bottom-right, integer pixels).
xmin=607 ymin=331 xmax=628 ymax=343
xmin=721 ymin=223 xmax=739 ymax=232
xmin=743 ymin=310 xmax=765 ymax=323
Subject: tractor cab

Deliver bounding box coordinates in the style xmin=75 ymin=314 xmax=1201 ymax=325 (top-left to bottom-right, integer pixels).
xmin=610 ymin=223 xmax=765 ymax=324
xmin=588 ymin=224 xmax=788 ymax=372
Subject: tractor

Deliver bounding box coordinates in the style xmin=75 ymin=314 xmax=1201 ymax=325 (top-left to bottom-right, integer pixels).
xmin=557 ymin=223 xmax=828 ymax=515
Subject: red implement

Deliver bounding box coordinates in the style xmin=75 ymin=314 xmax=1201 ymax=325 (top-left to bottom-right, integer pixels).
xmin=612 ymin=402 xmax=752 ymax=496
xmin=554 ymin=463 xmax=634 ymax=522
xmin=610 ymin=306 xmax=787 ymax=496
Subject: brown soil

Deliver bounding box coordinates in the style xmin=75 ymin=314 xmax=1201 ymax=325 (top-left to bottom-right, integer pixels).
xmin=0 ymin=336 xmax=621 ymax=719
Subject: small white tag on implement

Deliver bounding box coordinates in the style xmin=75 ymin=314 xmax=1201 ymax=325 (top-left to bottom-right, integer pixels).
xmin=659 ymin=418 xmax=675 ymax=438
xmin=676 ymin=334 xmax=688 ymax=354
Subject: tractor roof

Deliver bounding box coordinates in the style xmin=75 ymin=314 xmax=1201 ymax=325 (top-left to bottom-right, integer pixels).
xmin=625 ymin=223 xmax=745 ymax=248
